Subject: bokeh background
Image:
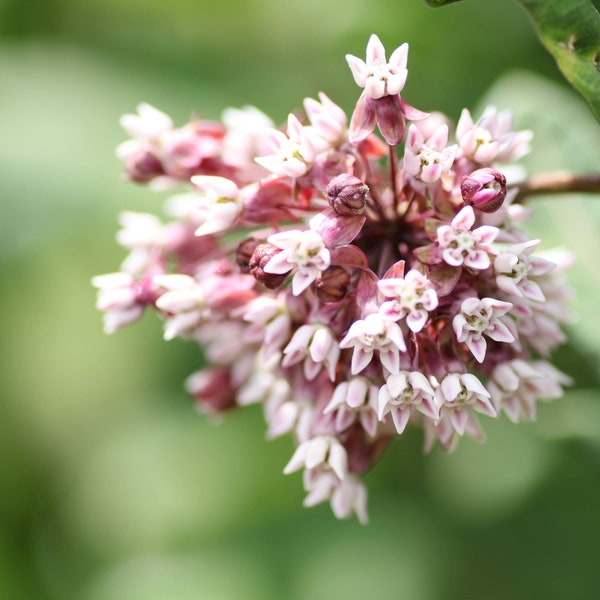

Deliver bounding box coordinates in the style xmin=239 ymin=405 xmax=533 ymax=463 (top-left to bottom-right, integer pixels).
xmin=2 ymin=0 xmax=600 ymax=598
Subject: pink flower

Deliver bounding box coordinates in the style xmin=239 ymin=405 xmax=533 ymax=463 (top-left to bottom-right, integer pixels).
xmin=378 ymin=269 xmax=438 ymax=331
xmin=378 ymin=371 xmax=438 ymax=434
xmin=281 ymin=323 xmax=340 ymax=381
xmin=435 ymin=373 xmax=496 ymax=436
xmin=452 ymin=297 xmax=516 ymax=362
xmin=436 ymin=206 xmax=499 ymax=269
xmin=264 ymin=228 xmax=331 ymax=295
xmin=456 ymin=106 xmax=532 ymax=165
xmin=255 ymin=114 xmax=316 ymax=177
xmin=98 ymin=34 xmax=574 ymax=524
xmin=284 ymin=435 xmax=348 ymax=480
xmin=324 ymin=377 xmax=379 ymax=436
xmin=188 ymin=175 xmax=242 ymax=236
xmin=340 ymin=312 xmax=406 ymax=374
xmin=494 ymin=239 xmax=555 ymax=300
xmin=303 ymin=470 xmax=368 ymax=524
xmin=403 ymin=124 xmax=457 ymax=184
xmin=346 ymin=34 xmax=409 ymax=100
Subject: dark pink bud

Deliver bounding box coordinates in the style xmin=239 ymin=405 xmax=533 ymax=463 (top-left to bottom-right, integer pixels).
xmin=235 ymin=237 xmax=262 ymax=273
xmin=124 ymin=147 xmax=164 ymax=183
xmin=313 ymin=266 xmax=351 ymax=303
xmin=187 ymin=367 xmax=236 ymax=414
xmin=461 ymin=168 xmax=507 ymax=213
xmin=327 ymin=174 xmax=368 ymax=216
xmin=249 ymin=243 xmax=289 ymax=289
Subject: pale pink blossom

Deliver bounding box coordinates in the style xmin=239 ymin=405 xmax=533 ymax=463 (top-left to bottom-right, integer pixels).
xmin=434 ymin=373 xmax=496 ymax=436
xmin=378 ymin=269 xmax=438 ymax=331
xmin=453 ymin=296 xmax=515 ymax=362
xmin=436 ymin=205 xmax=499 ymax=269
xmin=119 ymin=102 xmax=173 ymax=140
xmin=92 ymin=272 xmax=145 ymax=334
xmin=494 ymin=239 xmax=555 ymax=300
xmin=378 ymin=371 xmax=438 ymax=434
xmin=340 ymin=312 xmax=406 ymax=374
xmin=346 ymin=34 xmax=409 ymax=100
xmin=303 ymin=470 xmax=368 ymax=524
xmin=255 ymin=114 xmax=316 ymax=177
xmin=403 ymin=124 xmax=457 ymax=184
xmin=188 ymin=175 xmax=242 ymax=236
xmin=154 ymin=274 xmax=206 ymax=340
xmin=488 ymin=359 xmax=571 ymax=422
xmin=303 ymin=92 xmax=347 ymax=151
xmin=456 ymin=106 xmax=532 ymax=165
xmin=282 ymin=324 xmax=340 ymax=381
xmin=264 ymin=229 xmax=331 ymax=295
xmin=324 ymin=378 xmax=379 ymax=436
xmin=284 ymin=435 xmax=348 ymax=480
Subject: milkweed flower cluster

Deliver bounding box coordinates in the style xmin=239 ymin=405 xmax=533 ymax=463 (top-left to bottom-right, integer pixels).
xmin=94 ymin=34 xmax=573 ymax=523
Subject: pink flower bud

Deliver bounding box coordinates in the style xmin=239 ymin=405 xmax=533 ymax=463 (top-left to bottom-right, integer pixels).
xmin=327 ymin=174 xmax=369 ymax=216
xmin=313 ymin=266 xmax=351 ymax=302
xmin=249 ymin=243 xmax=289 ymax=289
xmin=124 ymin=146 xmax=164 ymax=183
xmin=461 ymin=168 xmax=507 ymax=213
xmin=235 ymin=237 xmax=262 ymax=273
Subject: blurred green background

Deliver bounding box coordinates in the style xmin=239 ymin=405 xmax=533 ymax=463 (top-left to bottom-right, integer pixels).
xmin=2 ymin=0 xmax=600 ymax=598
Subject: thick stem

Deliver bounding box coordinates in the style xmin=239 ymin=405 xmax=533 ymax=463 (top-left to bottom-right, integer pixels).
xmin=513 ymin=172 xmax=600 ymax=201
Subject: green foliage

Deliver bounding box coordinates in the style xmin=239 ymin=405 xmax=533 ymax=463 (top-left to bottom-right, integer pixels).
xmin=425 ymin=0 xmax=600 ymax=122
xmin=518 ymin=0 xmax=600 ymax=122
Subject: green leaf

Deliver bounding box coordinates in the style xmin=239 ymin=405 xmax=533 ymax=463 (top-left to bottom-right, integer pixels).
xmin=517 ymin=0 xmax=600 ymax=122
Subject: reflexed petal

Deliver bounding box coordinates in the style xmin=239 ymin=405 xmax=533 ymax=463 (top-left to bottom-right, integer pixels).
xmin=391 ymin=407 xmax=410 ymax=434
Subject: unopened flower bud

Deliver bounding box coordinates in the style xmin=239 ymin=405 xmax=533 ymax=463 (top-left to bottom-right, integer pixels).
xmin=461 ymin=168 xmax=507 ymax=213
xmin=235 ymin=237 xmax=262 ymax=273
xmin=124 ymin=147 xmax=164 ymax=183
xmin=313 ymin=266 xmax=351 ymax=302
xmin=327 ymin=174 xmax=368 ymax=216
xmin=249 ymin=243 xmax=289 ymax=289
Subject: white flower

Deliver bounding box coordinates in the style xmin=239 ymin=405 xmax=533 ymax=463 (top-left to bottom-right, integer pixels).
xmin=303 ymin=92 xmax=347 ymax=151
xmin=264 ymin=229 xmax=331 ymax=295
xmin=303 ymin=470 xmax=368 ymax=524
xmin=116 ymin=211 xmax=168 ymax=274
xmin=403 ymin=124 xmax=457 ymax=184
xmin=284 ymin=435 xmax=348 ymax=480
xmin=221 ymin=105 xmax=274 ymax=165
xmin=91 ymin=272 xmax=144 ymax=334
xmin=339 ymin=312 xmax=406 ymax=374
xmin=378 ymin=371 xmax=438 ymax=434
xmin=378 ymin=269 xmax=438 ymax=331
xmin=453 ymin=296 xmax=516 ymax=362
xmin=435 ymin=373 xmax=496 ymax=435
xmin=324 ymin=377 xmax=379 ymax=436
xmin=494 ymin=239 xmax=555 ymax=301
xmin=456 ymin=106 xmax=532 ymax=165
xmin=436 ymin=205 xmax=499 ymax=270
xmin=282 ymin=324 xmax=340 ymax=381
xmin=255 ymin=114 xmax=316 ymax=177
xmin=188 ymin=175 xmax=242 ymax=236
xmin=488 ymin=359 xmax=571 ymax=422
xmin=119 ymin=102 xmax=173 ymax=140
xmin=346 ymin=34 xmax=409 ymax=100
xmin=154 ymin=274 xmax=206 ymax=340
